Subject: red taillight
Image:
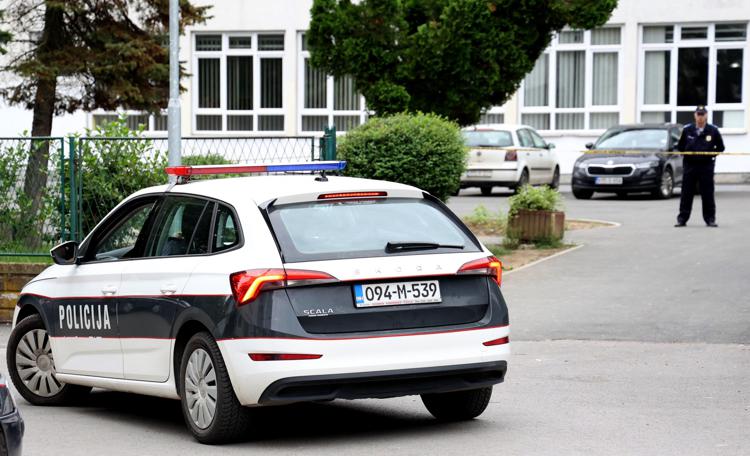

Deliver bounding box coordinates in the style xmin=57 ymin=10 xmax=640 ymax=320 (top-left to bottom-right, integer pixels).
xmin=482 ymin=336 xmax=509 ymax=346
xmin=230 ymin=268 xmax=337 ymax=306
xmin=318 ymin=191 xmax=387 ymax=199
xmin=504 ymin=150 xmax=518 ymax=161
xmin=457 ymin=256 xmax=502 ymax=286
xmin=249 ymin=353 xmax=322 ymax=361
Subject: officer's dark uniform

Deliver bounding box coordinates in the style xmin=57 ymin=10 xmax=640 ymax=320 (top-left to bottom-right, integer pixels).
xmin=676 ymin=107 xmax=724 ymax=226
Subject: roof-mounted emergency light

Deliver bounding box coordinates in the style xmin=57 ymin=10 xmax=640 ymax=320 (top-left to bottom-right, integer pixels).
xmin=165 ymin=161 xmax=347 ymax=178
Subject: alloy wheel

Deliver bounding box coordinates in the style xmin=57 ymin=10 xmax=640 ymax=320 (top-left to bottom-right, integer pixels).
xmin=661 ymin=170 xmax=674 ymax=197
xmin=15 ymin=328 xmax=63 ymax=397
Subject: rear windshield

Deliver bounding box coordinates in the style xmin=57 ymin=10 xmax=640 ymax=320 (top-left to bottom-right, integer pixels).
xmin=463 ymin=131 xmax=513 ymax=147
xmin=267 ymin=198 xmax=480 ymax=262
xmin=595 ymin=129 xmax=669 ymax=150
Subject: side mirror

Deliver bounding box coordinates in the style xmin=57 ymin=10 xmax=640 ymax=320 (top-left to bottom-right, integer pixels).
xmin=546 ymin=143 xmax=556 ymax=150
xmin=585 ymin=142 xmax=594 ymax=150
xmin=50 ymin=241 xmax=79 ymax=265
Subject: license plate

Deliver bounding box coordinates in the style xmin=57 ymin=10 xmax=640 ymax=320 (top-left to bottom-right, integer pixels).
xmin=353 ymin=280 xmax=441 ymax=308
xmin=467 ymin=170 xmax=492 ymax=178
xmin=595 ymin=177 xmax=623 ymax=185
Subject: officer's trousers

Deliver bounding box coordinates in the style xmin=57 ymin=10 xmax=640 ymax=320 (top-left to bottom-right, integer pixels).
xmin=678 ymin=161 xmax=716 ymax=224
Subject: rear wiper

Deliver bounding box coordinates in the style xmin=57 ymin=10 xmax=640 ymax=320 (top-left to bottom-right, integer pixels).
xmin=385 ymin=242 xmax=465 ymax=253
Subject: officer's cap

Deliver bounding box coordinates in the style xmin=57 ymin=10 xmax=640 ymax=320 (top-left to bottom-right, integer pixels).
xmin=695 ymin=105 xmax=708 ymax=114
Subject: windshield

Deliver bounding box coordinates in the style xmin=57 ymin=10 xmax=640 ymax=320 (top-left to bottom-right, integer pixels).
xmin=463 ymin=131 xmax=513 ymax=147
xmin=268 ymin=198 xmax=479 ymax=262
xmin=595 ymin=129 xmax=669 ymax=150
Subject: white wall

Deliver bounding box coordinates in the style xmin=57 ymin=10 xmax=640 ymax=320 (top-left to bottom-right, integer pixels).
xmin=1 ymin=0 xmax=748 ymax=173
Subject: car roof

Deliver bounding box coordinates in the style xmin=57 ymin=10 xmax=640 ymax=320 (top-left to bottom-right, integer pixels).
xmin=130 ymin=174 xmax=424 ymax=205
xmin=606 ymin=123 xmax=682 ymax=131
xmin=462 ymin=124 xmax=533 ymax=132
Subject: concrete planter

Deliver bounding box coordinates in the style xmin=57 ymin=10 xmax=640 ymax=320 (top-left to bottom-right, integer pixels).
xmin=507 ymin=209 xmax=565 ymax=242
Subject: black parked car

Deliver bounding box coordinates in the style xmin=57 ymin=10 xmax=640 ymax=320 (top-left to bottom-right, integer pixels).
xmin=572 ymin=124 xmax=683 ymax=199
xmin=0 ymin=374 xmax=23 ymax=456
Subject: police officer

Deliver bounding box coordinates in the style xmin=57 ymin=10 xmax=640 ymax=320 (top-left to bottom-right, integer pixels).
xmin=675 ymin=105 xmax=724 ymax=227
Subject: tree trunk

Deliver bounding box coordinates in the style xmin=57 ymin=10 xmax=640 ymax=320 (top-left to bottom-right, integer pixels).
xmin=19 ymin=2 xmax=63 ymax=249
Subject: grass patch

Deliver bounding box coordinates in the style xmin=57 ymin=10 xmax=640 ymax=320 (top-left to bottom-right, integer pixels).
xmin=462 ymin=205 xmax=506 ymax=236
xmin=0 ymin=254 xmax=52 ymax=264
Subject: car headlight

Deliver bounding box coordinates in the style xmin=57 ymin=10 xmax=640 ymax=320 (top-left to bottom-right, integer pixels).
xmin=635 ymin=160 xmax=659 ymax=169
xmin=575 ymin=162 xmax=587 ymax=169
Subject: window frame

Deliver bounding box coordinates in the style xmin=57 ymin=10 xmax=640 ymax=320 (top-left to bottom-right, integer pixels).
xmin=519 ymin=26 xmax=624 ymax=133
xmin=192 ymin=32 xmax=287 ymax=134
xmin=637 ymin=22 xmax=747 ymax=132
xmin=297 ymin=32 xmax=368 ymax=135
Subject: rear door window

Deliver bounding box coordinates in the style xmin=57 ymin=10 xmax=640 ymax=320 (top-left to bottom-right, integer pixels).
xmin=268 ymin=198 xmax=480 ymax=262
xmin=146 ymin=196 xmax=210 ymax=257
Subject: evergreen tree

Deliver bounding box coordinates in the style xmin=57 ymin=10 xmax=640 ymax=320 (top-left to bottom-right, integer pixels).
xmin=0 ymin=0 xmax=209 ymax=235
xmin=308 ymin=0 xmax=617 ymax=125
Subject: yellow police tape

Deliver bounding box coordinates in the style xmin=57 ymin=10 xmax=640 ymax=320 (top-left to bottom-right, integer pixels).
xmin=581 ymin=150 xmax=750 ymax=156
xmin=470 ymin=146 xmax=750 ymax=156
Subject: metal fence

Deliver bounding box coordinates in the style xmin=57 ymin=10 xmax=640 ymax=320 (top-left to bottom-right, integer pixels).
xmin=1 ymin=130 xmax=336 ymax=258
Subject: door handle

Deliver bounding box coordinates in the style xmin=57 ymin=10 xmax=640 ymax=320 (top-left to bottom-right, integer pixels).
xmin=160 ymin=284 xmax=178 ymax=295
xmin=101 ymin=285 xmax=117 ymax=296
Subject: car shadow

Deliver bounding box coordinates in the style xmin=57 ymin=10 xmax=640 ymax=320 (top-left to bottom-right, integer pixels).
xmin=61 ymin=390 xmax=479 ymax=445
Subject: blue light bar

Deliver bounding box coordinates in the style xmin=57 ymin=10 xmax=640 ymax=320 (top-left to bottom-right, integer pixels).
xmin=266 ymin=161 xmax=347 ymax=173
xmin=166 ymin=161 xmax=347 ymax=177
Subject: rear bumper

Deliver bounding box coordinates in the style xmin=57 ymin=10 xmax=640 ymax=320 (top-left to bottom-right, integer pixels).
xmin=217 ymin=324 xmax=510 ymax=406
xmin=460 ymin=169 xmax=519 ymax=187
xmin=259 ymin=360 xmax=507 ymax=404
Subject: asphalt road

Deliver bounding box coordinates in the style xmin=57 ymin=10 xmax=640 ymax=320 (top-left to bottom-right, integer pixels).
xmin=2 ymin=185 xmax=749 ymax=455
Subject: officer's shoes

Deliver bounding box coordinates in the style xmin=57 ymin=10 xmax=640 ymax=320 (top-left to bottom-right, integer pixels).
xmin=674 ymin=222 xmax=686 ymax=227
xmin=706 ymin=221 xmax=719 ymax=227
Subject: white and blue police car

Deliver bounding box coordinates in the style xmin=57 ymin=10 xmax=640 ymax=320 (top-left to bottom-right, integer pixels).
xmin=7 ymin=162 xmax=510 ymax=443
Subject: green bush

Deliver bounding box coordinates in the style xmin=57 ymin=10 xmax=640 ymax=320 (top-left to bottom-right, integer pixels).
xmin=76 ymin=117 xmax=167 ymax=236
xmin=507 ymin=185 xmax=562 ymax=218
xmin=337 ymin=113 xmax=466 ymax=201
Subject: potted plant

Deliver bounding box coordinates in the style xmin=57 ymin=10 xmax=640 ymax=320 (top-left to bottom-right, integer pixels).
xmin=506 ymin=185 xmax=564 ymax=242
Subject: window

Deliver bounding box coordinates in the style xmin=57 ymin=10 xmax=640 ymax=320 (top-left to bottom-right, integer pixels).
xmin=268 ymin=198 xmax=479 ymax=263
xmin=91 ymin=199 xmax=157 ymax=261
xmin=146 ymin=197 xmax=212 ymax=257
xmin=462 ymin=130 xmax=513 ymax=147
xmin=639 ymin=23 xmax=746 ymax=129
xmin=194 ymin=33 xmax=286 ymax=132
xmin=520 ymin=27 xmax=622 ymax=131
xmin=298 ymin=33 xmax=367 ymax=133
xmin=213 ymin=205 xmax=240 ymax=253
xmin=92 ymin=112 xmax=168 ymax=133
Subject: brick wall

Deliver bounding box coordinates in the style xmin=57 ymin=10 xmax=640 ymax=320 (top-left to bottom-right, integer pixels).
xmin=0 ymin=263 xmax=48 ymax=323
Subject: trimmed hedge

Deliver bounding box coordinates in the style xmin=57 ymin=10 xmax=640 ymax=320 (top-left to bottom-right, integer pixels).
xmin=337 ymin=113 xmax=466 ymax=201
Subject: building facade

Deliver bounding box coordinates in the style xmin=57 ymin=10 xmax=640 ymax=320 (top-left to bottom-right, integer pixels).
xmin=2 ymin=0 xmax=749 ymax=175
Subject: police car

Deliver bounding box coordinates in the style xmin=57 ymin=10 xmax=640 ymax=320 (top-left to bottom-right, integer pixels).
xmin=7 ymin=162 xmax=510 ymax=444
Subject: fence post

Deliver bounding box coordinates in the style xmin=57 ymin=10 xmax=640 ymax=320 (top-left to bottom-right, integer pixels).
xmin=58 ymin=138 xmax=67 ymax=242
xmin=68 ymin=137 xmax=79 ymax=243
xmin=322 ymin=126 xmax=337 ymax=160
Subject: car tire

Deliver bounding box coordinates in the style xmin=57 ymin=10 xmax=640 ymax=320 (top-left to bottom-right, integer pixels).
xmin=550 ymin=166 xmax=560 ymax=189
xmin=179 ymin=331 xmax=251 ymax=444
xmin=652 ymin=167 xmax=674 ymax=199
xmin=7 ymin=314 xmax=91 ymax=406
xmin=480 ymin=186 xmax=493 ymax=196
xmin=421 ymin=387 xmax=493 ymax=421
xmin=616 ymin=191 xmax=627 ymax=198
xmin=513 ymin=169 xmax=530 ymax=194
xmin=572 ymin=187 xmax=594 ymax=200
